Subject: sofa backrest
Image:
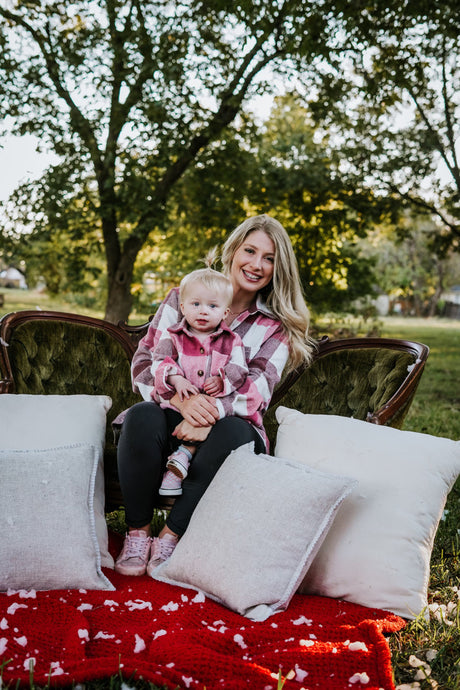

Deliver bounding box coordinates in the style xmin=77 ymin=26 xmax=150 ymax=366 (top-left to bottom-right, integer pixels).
xmin=263 ymin=337 xmax=429 ymax=448
xmin=1 ymin=311 xmax=429 ymax=511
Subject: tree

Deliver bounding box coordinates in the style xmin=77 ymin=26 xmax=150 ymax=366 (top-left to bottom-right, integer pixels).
xmin=130 ymin=94 xmax=384 ymax=313
xmin=360 ymin=213 xmax=457 ymax=317
xmin=304 ymin=1 xmax=460 ymax=253
xmin=0 ymin=0 xmax=359 ymax=322
xmin=248 ymin=93 xmax=382 ymax=311
xmin=2 ymin=163 xmax=106 ymax=301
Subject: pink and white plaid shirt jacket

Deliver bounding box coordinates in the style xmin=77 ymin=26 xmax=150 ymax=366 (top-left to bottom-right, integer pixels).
xmin=131 ymin=288 xmax=289 ymax=449
xmin=152 ymin=317 xmax=251 ymax=398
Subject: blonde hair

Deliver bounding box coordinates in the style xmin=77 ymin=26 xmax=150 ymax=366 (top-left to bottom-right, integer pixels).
xmin=221 ymin=214 xmax=315 ymax=370
xmin=180 ymin=252 xmax=233 ymax=308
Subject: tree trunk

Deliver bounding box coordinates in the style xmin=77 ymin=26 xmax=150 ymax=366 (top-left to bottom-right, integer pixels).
xmin=104 ymin=276 xmax=133 ymax=324
xmin=104 ymin=251 xmax=136 ymax=323
xmin=427 ymin=285 xmax=443 ymax=317
xmin=102 ymin=212 xmax=142 ymax=324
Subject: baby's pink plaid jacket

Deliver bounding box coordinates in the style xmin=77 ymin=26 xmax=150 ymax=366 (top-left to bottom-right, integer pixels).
xmin=131 ymin=287 xmax=289 ymax=450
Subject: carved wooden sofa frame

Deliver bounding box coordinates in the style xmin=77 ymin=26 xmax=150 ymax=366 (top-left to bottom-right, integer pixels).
xmin=0 ymin=309 xmax=429 ymax=513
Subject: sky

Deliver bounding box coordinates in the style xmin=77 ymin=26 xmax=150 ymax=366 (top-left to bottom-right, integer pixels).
xmin=0 ymin=135 xmax=58 ymax=202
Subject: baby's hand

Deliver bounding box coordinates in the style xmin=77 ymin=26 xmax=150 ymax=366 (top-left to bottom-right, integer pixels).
xmin=203 ymin=375 xmax=223 ymax=396
xmin=169 ymin=374 xmax=199 ymax=400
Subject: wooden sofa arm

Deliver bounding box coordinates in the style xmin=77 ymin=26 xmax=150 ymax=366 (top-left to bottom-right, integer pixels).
xmin=0 ymin=378 xmax=14 ymax=394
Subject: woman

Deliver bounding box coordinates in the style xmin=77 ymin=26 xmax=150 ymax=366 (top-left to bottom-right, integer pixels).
xmin=115 ymin=214 xmax=315 ymax=577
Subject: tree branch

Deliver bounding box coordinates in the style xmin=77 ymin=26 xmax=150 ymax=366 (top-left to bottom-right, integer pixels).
xmin=406 ymin=82 xmax=458 ymax=192
xmin=134 ymin=28 xmax=281 ymax=239
xmin=389 ymin=184 xmax=460 ymax=239
xmin=103 ymin=0 xmax=156 ymax=159
xmin=0 ymin=8 xmax=104 ymax=175
xmin=441 ymin=38 xmax=460 ymax=189
xmin=104 ymin=0 xmax=137 ymax=166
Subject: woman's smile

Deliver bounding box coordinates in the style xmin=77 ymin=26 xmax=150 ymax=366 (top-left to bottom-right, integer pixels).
xmin=242 ymin=269 xmax=262 ymax=282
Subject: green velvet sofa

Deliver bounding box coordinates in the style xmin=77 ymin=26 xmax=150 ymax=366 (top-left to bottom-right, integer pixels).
xmin=0 ymin=309 xmax=429 ymax=513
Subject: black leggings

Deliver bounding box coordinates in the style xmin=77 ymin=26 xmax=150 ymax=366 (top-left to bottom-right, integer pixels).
xmin=117 ymin=401 xmax=265 ymax=536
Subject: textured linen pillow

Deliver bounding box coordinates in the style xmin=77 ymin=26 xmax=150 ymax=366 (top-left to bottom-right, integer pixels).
xmin=274 ymin=407 xmax=460 ymax=619
xmin=153 ymin=443 xmax=357 ymax=621
xmin=0 ymin=444 xmax=114 ymax=591
xmin=0 ymin=394 xmax=113 ymax=568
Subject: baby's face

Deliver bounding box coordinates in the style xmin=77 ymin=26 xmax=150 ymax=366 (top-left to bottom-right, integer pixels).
xmin=181 ymin=283 xmax=229 ymax=333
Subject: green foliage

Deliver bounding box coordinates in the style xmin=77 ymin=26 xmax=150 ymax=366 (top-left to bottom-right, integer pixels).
xmin=248 ymin=94 xmax=381 ymax=311
xmin=306 ymin=1 xmax=460 ymax=251
xmin=359 ymin=212 xmax=460 ymax=317
xmin=129 ymin=94 xmax=382 ymax=313
xmin=1 ymin=1 xmax=458 ymax=325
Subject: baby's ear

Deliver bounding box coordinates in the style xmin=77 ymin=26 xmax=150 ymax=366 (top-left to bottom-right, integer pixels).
xmin=179 ymin=302 xmax=185 ymax=316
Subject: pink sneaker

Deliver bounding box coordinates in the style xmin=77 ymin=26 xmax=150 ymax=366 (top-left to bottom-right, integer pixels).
xmin=159 ymin=469 xmax=183 ymax=496
xmin=114 ymin=529 xmax=152 ymax=576
xmin=147 ymin=534 xmax=178 ymax=576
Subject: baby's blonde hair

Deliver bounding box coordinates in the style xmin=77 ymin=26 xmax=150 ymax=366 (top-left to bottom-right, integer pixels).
xmin=180 ymin=250 xmax=233 ymax=307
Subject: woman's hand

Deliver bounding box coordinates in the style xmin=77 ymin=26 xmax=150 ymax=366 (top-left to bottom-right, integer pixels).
xmin=173 ymin=420 xmax=212 ymax=444
xmin=170 ymin=392 xmax=219 ymax=426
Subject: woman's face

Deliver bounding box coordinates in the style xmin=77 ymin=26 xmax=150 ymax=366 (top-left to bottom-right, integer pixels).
xmin=230 ymin=229 xmax=275 ymax=296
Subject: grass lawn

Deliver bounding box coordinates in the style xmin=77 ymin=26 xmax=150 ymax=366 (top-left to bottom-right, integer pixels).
xmin=0 ymin=288 xmax=152 ymax=325
xmin=1 ymin=292 xmax=460 ymax=689
xmin=377 ymin=317 xmax=460 ymax=689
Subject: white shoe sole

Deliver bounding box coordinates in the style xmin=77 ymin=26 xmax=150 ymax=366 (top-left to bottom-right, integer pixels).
xmin=159 ymin=486 xmax=183 ymax=496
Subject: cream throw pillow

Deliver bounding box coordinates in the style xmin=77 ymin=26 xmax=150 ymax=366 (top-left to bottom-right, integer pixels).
xmin=0 ymin=444 xmax=114 ymax=591
xmin=275 ymin=407 xmax=460 ymax=619
xmin=0 ymin=394 xmax=113 ymax=568
xmin=154 ymin=443 xmax=357 ymax=621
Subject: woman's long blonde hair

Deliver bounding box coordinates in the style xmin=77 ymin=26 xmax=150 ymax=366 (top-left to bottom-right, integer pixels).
xmin=221 ymin=214 xmax=315 ymax=371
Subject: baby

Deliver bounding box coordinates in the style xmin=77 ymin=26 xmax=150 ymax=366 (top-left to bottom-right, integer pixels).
xmin=151 ymin=266 xmax=252 ymax=496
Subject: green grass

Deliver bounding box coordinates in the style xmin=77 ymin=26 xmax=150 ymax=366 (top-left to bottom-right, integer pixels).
xmin=314 ymin=314 xmax=460 ymax=689
xmin=377 ymin=317 xmax=460 ymax=689
xmin=1 ymin=292 xmax=460 ymax=689
xmin=0 ymin=288 xmax=152 ymax=324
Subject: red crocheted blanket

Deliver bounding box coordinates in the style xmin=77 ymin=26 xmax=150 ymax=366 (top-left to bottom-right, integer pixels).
xmin=0 ymin=566 xmax=404 ymax=690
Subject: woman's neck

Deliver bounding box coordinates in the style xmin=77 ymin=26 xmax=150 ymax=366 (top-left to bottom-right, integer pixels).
xmin=225 ymin=298 xmax=254 ymax=327
xmin=229 ymin=287 xmax=255 ymax=316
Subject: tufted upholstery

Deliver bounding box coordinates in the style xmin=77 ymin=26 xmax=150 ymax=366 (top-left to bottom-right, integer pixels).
xmin=5 ymin=320 xmax=137 ymax=402
xmin=0 ymin=312 xmax=429 ymax=511
xmin=263 ymin=338 xmax=429 ymax=449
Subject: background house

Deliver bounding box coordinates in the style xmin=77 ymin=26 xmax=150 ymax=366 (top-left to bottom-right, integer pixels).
xmin=0 ymin=267 xmax=28 ymax=289
xmin=441 ymin=285 xmax=460 ymax=319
